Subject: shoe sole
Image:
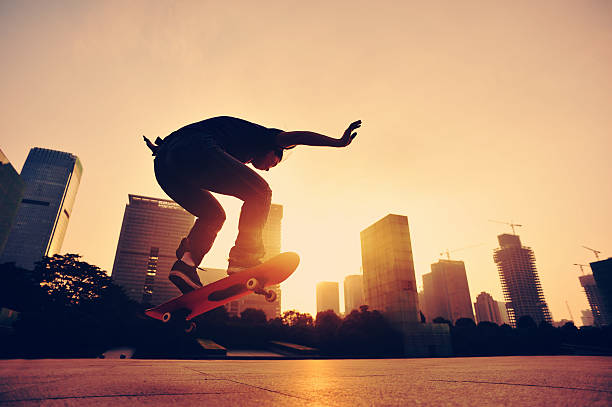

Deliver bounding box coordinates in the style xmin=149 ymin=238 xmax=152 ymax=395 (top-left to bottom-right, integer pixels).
xmin=169 ymin=271 xmax=201 ymax=294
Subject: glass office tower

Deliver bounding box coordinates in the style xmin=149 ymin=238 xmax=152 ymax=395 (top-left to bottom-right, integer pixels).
xmin=316 ymin=281 xmax=340 ymax=314
xmin=590 ymin=258 xmax=612 ymax=326
xmin=1 ymin=148 xmax=82 ymax=269
xmin=111 ymin=195 xmax=195 ymax=306
xmin=474 ymin=291 xmax=504 ymax=325
xmin=361 ymin=214 xmax=452 ymax=357
xmin=344 ymin=274 xmax=364 ymax=314
xmin=0 ymin=149 xmax=24 ymax=255
xmin=422 ymin=259 xmax=475 ymax=323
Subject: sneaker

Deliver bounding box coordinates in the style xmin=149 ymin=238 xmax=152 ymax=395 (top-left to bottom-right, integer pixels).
xmin=169 ymin=260 xmax=203 ymax=294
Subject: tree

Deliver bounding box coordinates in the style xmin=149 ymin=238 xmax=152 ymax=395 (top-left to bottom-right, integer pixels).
xmin=3 ymin=254 xmax=142 ymax=358
xmin=315 ymin=310 xmax=342 ymax=353
xmin=451 ymin=318 xmax=478 ymax=355
xmin=433 ymin=317 xmax=451 ymax=325
xmin=315 ymin=310 xmax=342 ymax=328
xmin=338 ymin=306 xmax=403 ymax=357
xmin=0 ymin=262 xmax=48 ymax=311
xmin=516 ymin=315 xmax=537 ymax=330
xmin=240 ymin=308 xmax=267 ymax=324
xmin=32 ymin=254 xmax=115 ymax=307
xmin=277 ymin=310 xmax=315 ymax=347
xmin=281 ymin=310 xmax=314 ymax=327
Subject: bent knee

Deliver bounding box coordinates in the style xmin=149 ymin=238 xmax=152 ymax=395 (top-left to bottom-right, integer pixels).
xmin=212 ymin=206 xmax=227 ymax=230
xmin=243 ymin=180 xmax=272 ymax=203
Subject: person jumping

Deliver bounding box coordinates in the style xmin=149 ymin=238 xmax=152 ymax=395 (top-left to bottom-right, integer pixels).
xmin=144 ymin=116 xmax=361 ymax=294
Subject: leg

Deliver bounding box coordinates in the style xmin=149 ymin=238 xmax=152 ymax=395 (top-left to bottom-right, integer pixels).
xmin=154 ymin=154 xmax=226 ymax=293
xmin=174 ymin=140 xmax=272 ymax=270
xmin=155 ymin=156 xmax=226 ymax=265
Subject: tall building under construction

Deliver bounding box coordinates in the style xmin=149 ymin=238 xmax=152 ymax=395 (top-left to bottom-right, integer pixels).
xmin=111 ymin=195 xmax=194 ymax=305
xmin=493 ymin=234 xmax=552 ymax=327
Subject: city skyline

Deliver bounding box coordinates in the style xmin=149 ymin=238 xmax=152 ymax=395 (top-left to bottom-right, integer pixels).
xmin=1 ymin=1 xmax=611 ymax=319
xmin=1 ymin=148 xmax=608 ymax=321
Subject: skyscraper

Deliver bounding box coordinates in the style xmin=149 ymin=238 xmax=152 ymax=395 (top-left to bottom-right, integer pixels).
xmin=579 ymin=273 xmax=608 ymax=327
xmin=361 ymin=214 xmax=452 ymax=357
xmin=474 ymin=291 xmax=504 ymax=325
xmin=0 ymin=149 xmax=24 ymax=256
xmin=580 ymin=309 xmax=594 ymax=327
xmin=228 ymin=204 xmax=283 ymax=320
xmin=111 ymin=195 xmax=194 ymax=305
xmin=1 ymin=148 xmax=82 ymax=269
xmin=344 ymin=274 xmax=364 ymax=314
xmin=316 ymin=281 xmax=340 ymax=314
xmin=493 ymin=234 xmax=552 ymax=327
xmin=422 ymin=259 xmax=474 ymax=323
xmin=590 ymin=258 xmax=612 ymax=326
xmin=497 ymin=301 xmax=511 ymax=325
xmin=360 ymin=215 xmax=418 ymax=323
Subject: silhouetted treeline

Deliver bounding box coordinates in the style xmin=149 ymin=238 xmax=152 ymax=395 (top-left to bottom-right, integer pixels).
xmin=434 ymin=316 xmax=612 ymax=356
xmin=1 ymin=256 xmax=610 ymax=358
xmin=176 ymin=305 xmax=404 ymax=357
xmin=0 ymin=256 xmax=403 ymax=358
xmin=0 ymin=255 xmax=143 ymax=358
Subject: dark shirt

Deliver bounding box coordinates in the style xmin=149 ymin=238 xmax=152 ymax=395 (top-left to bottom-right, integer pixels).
xmin=166 ymin=116 xmax=284 ymax=163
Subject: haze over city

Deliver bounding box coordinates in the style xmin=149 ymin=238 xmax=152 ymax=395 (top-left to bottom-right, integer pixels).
xmin=1 ymin=1 xmax=610 ymax=319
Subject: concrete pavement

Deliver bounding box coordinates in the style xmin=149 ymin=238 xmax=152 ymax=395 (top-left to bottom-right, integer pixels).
xmin=1 ymin=356 xmax=611 ymax=406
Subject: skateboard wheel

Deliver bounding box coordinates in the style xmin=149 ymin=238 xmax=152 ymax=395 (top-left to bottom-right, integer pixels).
xmin=185 ymin=321 xmax=196 ymax=333
xmin=264 ymin=290 xmax=277 ymax=303
xmin=246 ymin=277 xmax=261 ymax=291
xmin=162 ymin=312 xmax=172 ymax=323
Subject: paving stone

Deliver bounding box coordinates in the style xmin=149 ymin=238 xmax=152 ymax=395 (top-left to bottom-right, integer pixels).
xmin=0 ymin=356 xmax=610 ymax=406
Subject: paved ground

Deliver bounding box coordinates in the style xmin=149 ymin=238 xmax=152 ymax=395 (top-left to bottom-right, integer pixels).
xmin=1 ymin=356 xmax=610 ymax=406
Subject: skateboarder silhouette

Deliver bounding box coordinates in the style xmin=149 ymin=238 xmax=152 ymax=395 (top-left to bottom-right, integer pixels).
xmin=144 ymin=116 xmax=361 ymax=294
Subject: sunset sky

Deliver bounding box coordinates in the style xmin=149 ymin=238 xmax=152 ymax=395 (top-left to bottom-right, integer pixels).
xmin=1 ymin=1 xmax=610 ymax=319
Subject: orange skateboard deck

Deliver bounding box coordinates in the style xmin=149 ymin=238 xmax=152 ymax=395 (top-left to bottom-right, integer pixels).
xmin=145 ymin=252 xmax=299 ymax=326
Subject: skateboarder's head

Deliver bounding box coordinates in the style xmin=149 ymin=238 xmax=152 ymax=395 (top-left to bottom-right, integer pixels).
xmin=252 ymin=149 xmax=282 ymax=171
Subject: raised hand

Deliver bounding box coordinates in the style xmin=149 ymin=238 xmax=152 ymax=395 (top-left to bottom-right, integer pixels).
xmin=339 ymin=120 xmax=362 ymax=147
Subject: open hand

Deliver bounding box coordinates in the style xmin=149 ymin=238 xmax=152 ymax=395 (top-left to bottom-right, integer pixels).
xmin=339 ymin=120 xmax=362 ymax=147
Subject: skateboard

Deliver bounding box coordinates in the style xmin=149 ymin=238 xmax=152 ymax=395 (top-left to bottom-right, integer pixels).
xmin=145 ymin=251 xmax=299 ymax=332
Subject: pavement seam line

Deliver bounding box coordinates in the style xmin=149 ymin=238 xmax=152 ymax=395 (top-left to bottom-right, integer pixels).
xmin=185 ymin=367 xmax=330 ymax=405
xmin=0 ymin=391 xmax=251 ymax=403
xmin=430 ymin=379 xmax=612 ymax=393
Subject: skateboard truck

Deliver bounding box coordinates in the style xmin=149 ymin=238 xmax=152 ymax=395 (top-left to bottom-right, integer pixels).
xmin=246 ymin=277 xmax=277 ymax=302
xmin=161 ymin=309 xmax=197 ymax=333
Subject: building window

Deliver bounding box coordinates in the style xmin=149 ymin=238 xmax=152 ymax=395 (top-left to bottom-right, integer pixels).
xmin=142 ymin=247 xmax=159 ymax=304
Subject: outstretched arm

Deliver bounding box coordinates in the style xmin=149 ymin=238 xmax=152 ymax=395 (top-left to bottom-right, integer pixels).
xmin=276 ymin=120 xmax=361 ymax=149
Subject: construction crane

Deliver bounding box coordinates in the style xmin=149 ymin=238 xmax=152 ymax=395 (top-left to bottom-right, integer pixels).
xmin=582 ymin=246 xmax=601 ymax=260
xmin=439 ymin=243 xmax=484 ymax=260
xmin=573 ymin=263 xmax=588 ymax=275
xmin=565 ymin=301 xmax=574 ymax=322
xmin=488 ymin=219 xmax=522 ymax=235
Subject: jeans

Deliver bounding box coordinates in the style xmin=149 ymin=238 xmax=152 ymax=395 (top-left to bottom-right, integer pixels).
xmin=153 ymin=132 xmax=271 ymax=266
